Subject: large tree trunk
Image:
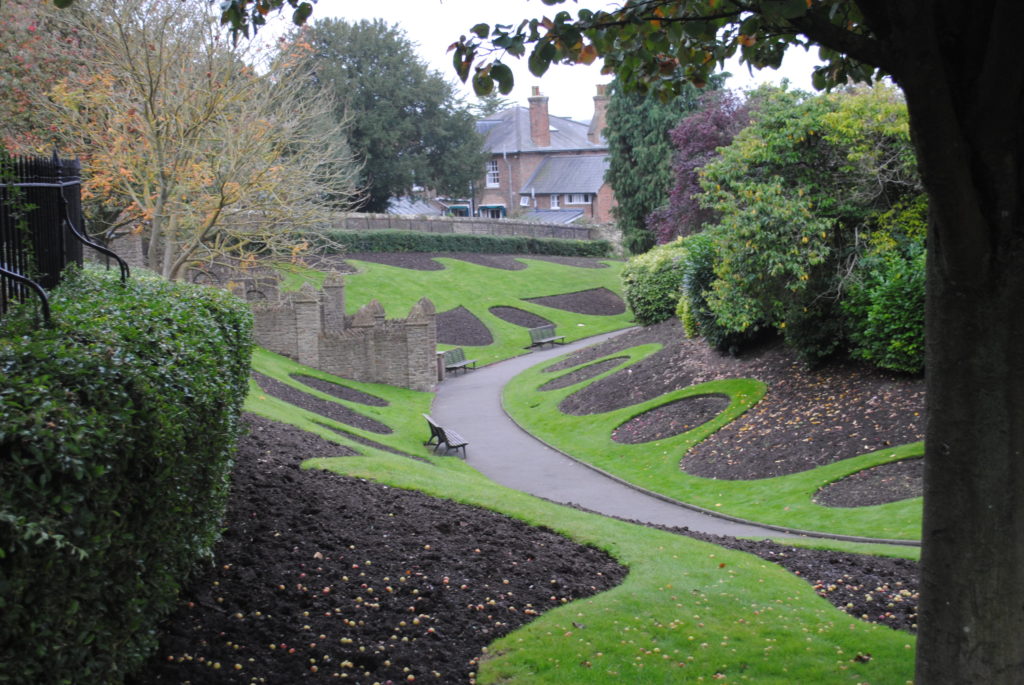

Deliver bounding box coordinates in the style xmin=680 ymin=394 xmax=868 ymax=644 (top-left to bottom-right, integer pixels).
xmin=917 ymin=242 xmax=1024 ymax=681
xmin=889 ymin=4 xmax=1024 ymax=679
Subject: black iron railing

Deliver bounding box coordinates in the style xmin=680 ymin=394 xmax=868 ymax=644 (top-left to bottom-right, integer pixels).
xmin=0 ymin=153 xmax=129 ymax=324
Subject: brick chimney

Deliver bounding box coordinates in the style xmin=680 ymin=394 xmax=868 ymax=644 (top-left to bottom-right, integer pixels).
xmin=528 ymin=86 xmax=551 ymax=147
xmin=588 ymin=84 xmax=609 ymax=144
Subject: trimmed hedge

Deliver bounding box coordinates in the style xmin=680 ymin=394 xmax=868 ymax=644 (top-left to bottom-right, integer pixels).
xmin=0 ymin=267 xmax=252 ymax=684
xmin=319 ymin=229 xmax=611 ymax=257
xmin=620 ymin=238 xmax=689 ymax=326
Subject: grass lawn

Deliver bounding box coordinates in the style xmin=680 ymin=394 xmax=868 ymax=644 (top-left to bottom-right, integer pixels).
xmin=503 ymin=345 xmax=923 ymax=542
xmin=276 ymin=257 xmax=636 ymax=365
xmin=245 ymin=349 xmax=915 ymax=684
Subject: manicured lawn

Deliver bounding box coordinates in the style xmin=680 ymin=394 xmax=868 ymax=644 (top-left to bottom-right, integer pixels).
xmin=503 ymin=345 xmax=923 ymax=542
xmin=278 ymin=257 xmax=636 ymax=365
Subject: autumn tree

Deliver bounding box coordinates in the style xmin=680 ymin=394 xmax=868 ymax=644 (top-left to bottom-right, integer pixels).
xmin=295 ymin=18 xmax=486 ymax=213
xmin=0 ymin=0 xmax=86 ymax=152
xmin=46 ymin=0 xmax=359 ymax=281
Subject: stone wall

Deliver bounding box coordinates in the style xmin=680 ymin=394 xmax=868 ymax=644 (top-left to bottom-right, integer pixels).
xmin=330 ymin=213 xmax=598 ymax=241
xmin=245 ymin=273 xmax=437 ymax=392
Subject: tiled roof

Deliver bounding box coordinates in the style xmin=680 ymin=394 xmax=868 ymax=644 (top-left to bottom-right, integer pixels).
xmin=520 ymin=155 xmax=609 ymax=195
xmin=519 ymin=209 xmax=585 ymax=224
xmin=477 ymin=107 xmax=606 ymax=154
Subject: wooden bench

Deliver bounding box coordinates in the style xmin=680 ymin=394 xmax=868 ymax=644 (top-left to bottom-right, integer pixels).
xmin=442 ymin=347 xmax=477 ymax=374
xmin=528 ymin=324 xmax=566 ymax=348
xmin=422 ymin=414 xmax=469 ymax=457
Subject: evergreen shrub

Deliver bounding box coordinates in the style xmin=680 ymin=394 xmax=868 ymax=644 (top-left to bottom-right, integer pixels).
xmin=620 ymin=238 xmax=689 ymax=326
xmin=843 ymin=249 xmax=926 ymax=374
xmin=676 ymin=232 xmax=759 ymax=352
xmin=0 ymin=267 xmax=252 ymax=684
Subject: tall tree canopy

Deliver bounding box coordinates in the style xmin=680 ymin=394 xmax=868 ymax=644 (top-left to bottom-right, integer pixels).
xmin=295 ymin=18 xmax=486 ymax=213
xmin=603 ymin=78 xmax=710 ymax=254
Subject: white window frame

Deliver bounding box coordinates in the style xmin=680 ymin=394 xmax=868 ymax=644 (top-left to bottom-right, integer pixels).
xmin=550 ymin=194 xmax=560 ymax=209
xmin=566 ymin=193 xmax=592 ymax=205
xmin=485 ymin=160 xmax=500 ymax=188
xmin=520 ymin=195 xmax=531 ymax=207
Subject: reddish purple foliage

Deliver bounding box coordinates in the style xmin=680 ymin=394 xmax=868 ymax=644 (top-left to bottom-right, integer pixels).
xmin=647 ymin=91 xmax=751 ymax=243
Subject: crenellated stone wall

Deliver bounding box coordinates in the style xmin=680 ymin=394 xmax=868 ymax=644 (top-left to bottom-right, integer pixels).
xmin=243 ymin=272 xmax=437 ymax=391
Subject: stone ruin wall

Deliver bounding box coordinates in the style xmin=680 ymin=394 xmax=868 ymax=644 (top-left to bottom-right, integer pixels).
xmin=242 ymin=273 xmax=437 ymax=392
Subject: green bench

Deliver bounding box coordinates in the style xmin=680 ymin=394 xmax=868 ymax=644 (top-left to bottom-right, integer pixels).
xmin=442 ymin=347 xmax=477 ymax=374
xmin=528 ymin=324 xmax=566 ymax=348
xmin=423 ymin=414 xmax=468 ymax=457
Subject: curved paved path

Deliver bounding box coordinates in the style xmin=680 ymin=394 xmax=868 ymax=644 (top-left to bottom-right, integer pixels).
xmin=431 ymin=331 xmax=797 ymax=540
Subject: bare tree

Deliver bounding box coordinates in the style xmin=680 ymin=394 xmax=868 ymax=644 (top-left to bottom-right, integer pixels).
xmin=46 ymin=0 xmax=360 ymax=280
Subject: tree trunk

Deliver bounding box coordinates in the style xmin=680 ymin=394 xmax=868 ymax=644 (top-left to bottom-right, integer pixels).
xmin=917 ymin=242 xmax=1024 ymax=682
xmin=891 ymin=6 xmax=1024 ymax=675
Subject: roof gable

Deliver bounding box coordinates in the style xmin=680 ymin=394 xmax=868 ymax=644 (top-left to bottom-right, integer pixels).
xmin=520 ymin=155 xmax=609 ymax=195
xmin=478 ymin=107 xmax=606 ymax=154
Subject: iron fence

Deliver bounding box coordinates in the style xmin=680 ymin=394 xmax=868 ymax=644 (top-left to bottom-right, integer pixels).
xmin=0 ymin=153 xmax=128 ymax=324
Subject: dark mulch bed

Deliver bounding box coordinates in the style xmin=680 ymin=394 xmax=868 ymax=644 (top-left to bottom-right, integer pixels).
xmin=488 ymin=306 xmax=552 ymax=329
xmin=525 ymin=287 xmax=626 ymax=315
xmin=538 ymin=356 xmax=628 ymax=391
xmin=291 ymin=375 xmax=390 ymax=407
xmin=555 ymin=320 xmax=925 ymax=485
xmin=437 ymin=306 xmax=494 ymax=347
xmin=815 ymin=459 xmax=924 ymax=508
xmin=611 ymin=394 xmax=731 ymax=444
xmin=315 ymin=422 xmax=426 ymax=461
xmin=253 ymin=372 xmax=392 ymax=435
xmin=128 ymin=414 xmax=627 ymax=684
xmin=682 ymin=529 xmax=918 ymax=632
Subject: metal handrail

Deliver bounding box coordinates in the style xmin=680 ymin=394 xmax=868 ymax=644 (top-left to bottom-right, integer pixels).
xmin=59 ymin=192 xmax=130 ymax=283
xmin=0 ymin=264 xmax=50 ymax=325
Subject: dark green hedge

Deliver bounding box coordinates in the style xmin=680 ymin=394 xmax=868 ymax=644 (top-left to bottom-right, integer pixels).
xmin=0 ymin=267 xmax=252 ymax=685
xmin=320 ymin=229 xmax=612 ymax=257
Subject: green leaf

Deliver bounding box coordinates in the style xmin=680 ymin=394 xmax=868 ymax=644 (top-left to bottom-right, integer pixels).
xmin=472 ymin=72 xmax=494 ymax=96
xmin=471 ymin=23 xmax=490 ymax=39
xmin=292 ymin=2 xmax=313 ymax=25
xmin=490 ymin=63 xmax=514 ymax=94
xmin=528 ymin=45 xmax=552 ymax=77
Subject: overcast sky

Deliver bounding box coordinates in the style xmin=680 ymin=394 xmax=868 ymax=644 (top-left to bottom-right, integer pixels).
xmin=273 ymin=0 xmax=824 ymax=121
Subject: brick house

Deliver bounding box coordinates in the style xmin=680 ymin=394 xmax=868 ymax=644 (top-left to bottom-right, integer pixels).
xmin=474 ymin=85 xmax=615 ymax=224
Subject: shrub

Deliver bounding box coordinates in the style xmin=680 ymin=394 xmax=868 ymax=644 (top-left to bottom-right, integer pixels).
xmin=843 ymin=248 xmax=926 ymax=374
xmin=620 ymin=238 xmax=689 ymax=325
xmin=318 ymin=229 xmax=611 ymax=257
xmin=677 ymin=232 xmax=759 ymax=352
xmin=0 ymin=266 xmax=252 ymax=684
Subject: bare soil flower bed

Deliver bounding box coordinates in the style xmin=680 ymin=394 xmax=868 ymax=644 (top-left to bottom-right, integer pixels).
xmin=130 ymin=411 xmax=918 ymax=684
xmin=552 ymin=319 xmax=925 ymax=486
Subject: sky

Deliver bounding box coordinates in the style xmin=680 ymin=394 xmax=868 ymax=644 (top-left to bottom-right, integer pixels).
xmin=265 ymin=0 xmax=824 ymax=122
